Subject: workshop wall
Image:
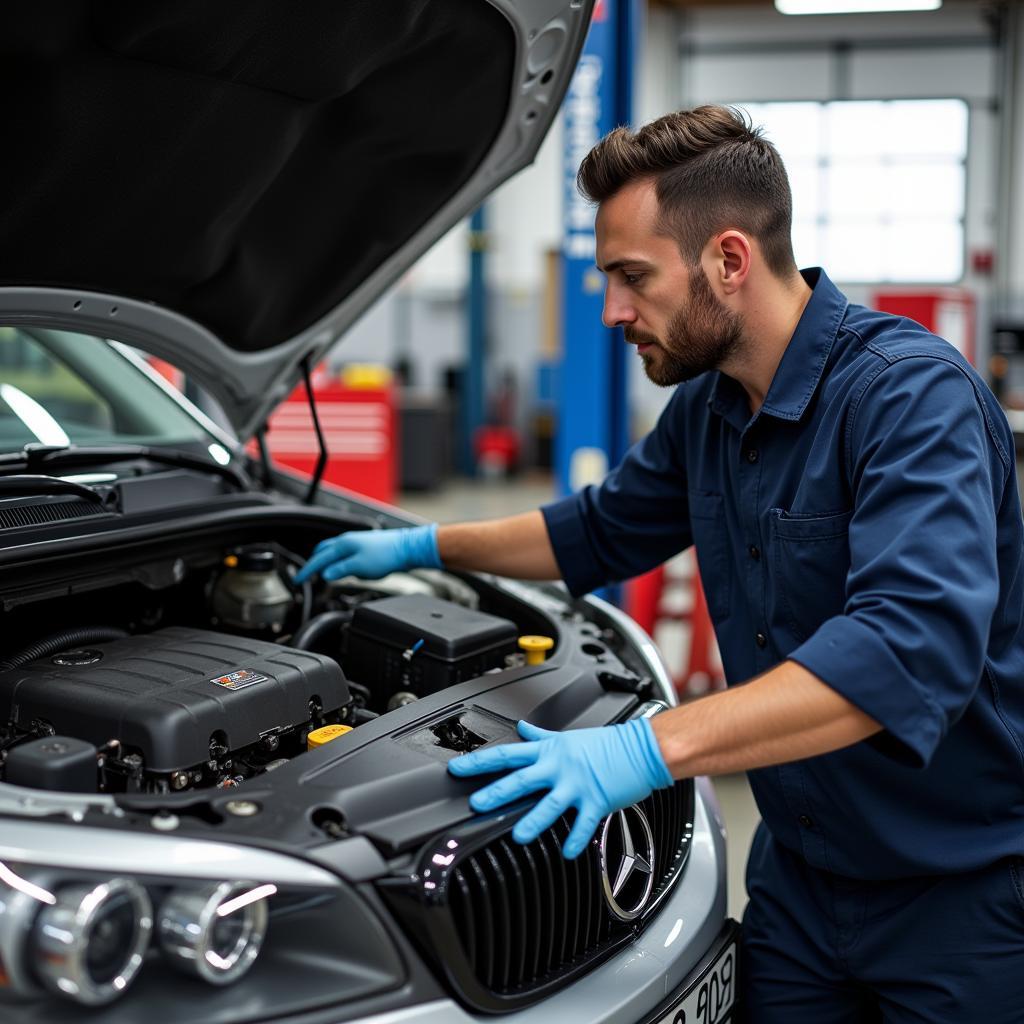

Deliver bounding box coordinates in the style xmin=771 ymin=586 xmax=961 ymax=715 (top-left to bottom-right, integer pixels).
xmin=680 ymin=5 xmax=998 ymax=309
xmin=625 ymin=2 xmax=1002 ymax=431
xmin=333 ymin=2 xmax=1016 ymax=448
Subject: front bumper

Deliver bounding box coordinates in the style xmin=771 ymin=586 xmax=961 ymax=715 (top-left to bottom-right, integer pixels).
xmin=636 ymin=921 xmax=740 ymax=1024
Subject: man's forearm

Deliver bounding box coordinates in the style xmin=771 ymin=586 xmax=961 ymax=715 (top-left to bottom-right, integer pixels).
xmin=437 ymin=510 xmax=562 ymax=580
xmin=651 ymin=659 xmax=882 ymax=778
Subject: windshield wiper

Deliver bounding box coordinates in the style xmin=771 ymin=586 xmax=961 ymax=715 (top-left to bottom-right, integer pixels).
xmin=0 ymin=444 xmax=251 ymax=491
xmin=0 ymin=474 xmax=115 ymax=508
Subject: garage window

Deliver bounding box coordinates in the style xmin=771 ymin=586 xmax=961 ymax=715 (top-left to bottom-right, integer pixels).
xmin=739 ymin=99 xmax=968 ymax=284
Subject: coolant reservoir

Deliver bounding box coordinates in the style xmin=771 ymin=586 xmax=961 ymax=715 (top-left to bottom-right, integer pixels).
xmin=210 ymin=547 xmax=293 ymax=633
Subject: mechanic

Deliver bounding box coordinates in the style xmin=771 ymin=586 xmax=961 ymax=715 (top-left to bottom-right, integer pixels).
xmin=297 ymin=105 xmax=1024 ymax=1020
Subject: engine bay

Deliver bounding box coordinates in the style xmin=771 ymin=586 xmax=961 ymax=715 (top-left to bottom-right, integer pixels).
xmin=0 ymin=511 xmax=674 ymax=1017
xmin=0 ymin=534 xmax=532 ymax=796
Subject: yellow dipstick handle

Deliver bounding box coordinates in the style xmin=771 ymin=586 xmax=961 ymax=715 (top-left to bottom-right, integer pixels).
xmin=307 ymin=724 xmax=353 ymax=750
xmin=518 ymin=635 xmax=554 ymax=665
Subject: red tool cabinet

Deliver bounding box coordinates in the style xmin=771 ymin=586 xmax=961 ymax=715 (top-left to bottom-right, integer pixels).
xmin=265 ymin=373 xmax=398 ymax=504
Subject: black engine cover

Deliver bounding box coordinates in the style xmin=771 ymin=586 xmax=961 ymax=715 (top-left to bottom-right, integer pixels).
xmin=0 ymin=627 xmax=348 ymax=772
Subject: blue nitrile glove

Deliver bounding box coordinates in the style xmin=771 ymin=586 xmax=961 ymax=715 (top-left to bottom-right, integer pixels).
xmin=448 ymin=718 xmax=674 ymax=859
xmin=294 ymin=524 xmax=442 ymax=583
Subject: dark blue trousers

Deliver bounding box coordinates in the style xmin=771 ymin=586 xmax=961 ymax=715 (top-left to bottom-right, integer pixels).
xmin=739 ymin=823 xmax=1024 ymax=1022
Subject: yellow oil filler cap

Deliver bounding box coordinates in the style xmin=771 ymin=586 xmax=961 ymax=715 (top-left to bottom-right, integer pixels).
xmin=307 ymin=724 xmax=353 ymax=750
xmin=518 ymin=635 xmax=554 ymax=665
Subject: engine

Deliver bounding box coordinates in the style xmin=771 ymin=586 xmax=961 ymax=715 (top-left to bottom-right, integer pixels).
xmin=0 ymin=542 xmax=523 ymax=794
xmin=0 ymin=627 xmax=350 ymax=793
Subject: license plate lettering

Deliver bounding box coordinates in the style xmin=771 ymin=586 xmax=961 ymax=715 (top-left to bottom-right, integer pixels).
xmin=660 ymin=942 xmax=736 ymax=1024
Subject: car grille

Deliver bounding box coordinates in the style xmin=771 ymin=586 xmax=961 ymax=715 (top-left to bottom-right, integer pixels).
xmin=383 ymin=779 xmax=695 ymax=1013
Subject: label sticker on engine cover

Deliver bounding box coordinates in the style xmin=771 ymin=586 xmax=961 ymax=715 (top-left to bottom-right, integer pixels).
xmin=210 ymin=669 xmax=268 ymax=691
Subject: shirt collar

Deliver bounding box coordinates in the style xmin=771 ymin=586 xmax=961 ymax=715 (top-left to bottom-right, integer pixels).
xmin=708 ymin=267 xmax=848 ymax=426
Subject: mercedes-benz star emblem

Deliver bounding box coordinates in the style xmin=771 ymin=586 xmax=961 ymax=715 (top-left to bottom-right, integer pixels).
xmin=599 ymin=805 xmax=655 ymax=921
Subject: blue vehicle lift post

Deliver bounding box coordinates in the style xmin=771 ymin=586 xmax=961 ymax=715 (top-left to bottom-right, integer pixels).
xmin=461 ymin=206 xmax=488 ymax=476
xmin=557 ymin=0 xmax=641 ymax=599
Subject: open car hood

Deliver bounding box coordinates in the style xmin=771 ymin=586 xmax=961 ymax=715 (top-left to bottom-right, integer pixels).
xmin=0 ymin=0 xmax=591 ymax=438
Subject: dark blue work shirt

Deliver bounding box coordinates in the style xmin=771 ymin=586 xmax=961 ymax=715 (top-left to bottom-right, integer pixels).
xmin=543 ymin=268 xmax=1024 ymax=881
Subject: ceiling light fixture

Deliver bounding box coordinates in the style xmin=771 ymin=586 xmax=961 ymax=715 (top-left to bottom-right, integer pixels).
xmin=775 ymin=0 xmax=941 ymax=13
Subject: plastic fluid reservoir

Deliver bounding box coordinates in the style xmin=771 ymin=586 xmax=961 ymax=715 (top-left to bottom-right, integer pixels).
xmin=211 ymin=547 xmax=293 ymax=633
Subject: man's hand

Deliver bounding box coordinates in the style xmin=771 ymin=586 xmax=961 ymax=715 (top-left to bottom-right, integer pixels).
xmin=295 ymin=524 xmax=441 ymax=583
xmin=448 ymin=718 xmax=674 ymax=859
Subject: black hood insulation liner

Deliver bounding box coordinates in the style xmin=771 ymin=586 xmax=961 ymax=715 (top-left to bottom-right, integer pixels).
xmin=0 ymin=1 xmax=515 ymax=352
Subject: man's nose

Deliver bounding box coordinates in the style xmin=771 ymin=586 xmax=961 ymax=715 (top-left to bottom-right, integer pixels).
xmin=602 ymin=288 xmax=636 ymax=329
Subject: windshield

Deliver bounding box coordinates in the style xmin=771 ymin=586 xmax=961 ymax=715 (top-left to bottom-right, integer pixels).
xmin=0 ymin=326 xmax=224 ymax=456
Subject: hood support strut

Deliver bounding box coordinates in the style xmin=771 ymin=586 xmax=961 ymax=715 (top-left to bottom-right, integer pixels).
xmin=253 ymin=426 xmax=273 ymax=489
xmin=301 ymin=356 xmax=328 ymax=505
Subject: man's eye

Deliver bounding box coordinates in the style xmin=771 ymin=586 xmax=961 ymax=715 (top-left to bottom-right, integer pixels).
xmin=623 ymin=272 xmax=644 ymax=285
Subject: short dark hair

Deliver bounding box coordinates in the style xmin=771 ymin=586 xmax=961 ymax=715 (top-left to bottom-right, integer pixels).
xmin=577 ymin=105 xmax=797 ymax=278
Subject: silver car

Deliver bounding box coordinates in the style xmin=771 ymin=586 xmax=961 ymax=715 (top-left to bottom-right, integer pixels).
xmin=0 ymin=2 xmax=737 ymax=1021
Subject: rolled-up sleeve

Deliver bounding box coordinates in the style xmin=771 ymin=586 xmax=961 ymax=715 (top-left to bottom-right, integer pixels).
xmin=789 ymin=355 xmax=1006 ymax=767
xmin=541 ymin=389 xmax=693 ymax=597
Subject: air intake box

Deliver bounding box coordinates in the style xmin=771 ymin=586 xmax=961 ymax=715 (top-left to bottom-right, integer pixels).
xmin=0 ymin=627 xmax=348 ymax=773
xmin=346 ymin=595 xmax=516 ymax=697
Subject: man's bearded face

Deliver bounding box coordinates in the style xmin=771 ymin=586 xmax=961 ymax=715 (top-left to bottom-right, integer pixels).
xmin=625 ymin=265 xmax=744 ymax=386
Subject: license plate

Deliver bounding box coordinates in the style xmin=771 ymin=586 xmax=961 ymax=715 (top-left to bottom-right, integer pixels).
xmin=657 ymin=941 xmax=737 ymax=1024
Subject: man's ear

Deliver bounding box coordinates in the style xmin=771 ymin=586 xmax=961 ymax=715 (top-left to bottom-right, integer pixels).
xmin=707 ymin=231 xmax=752 ymax=295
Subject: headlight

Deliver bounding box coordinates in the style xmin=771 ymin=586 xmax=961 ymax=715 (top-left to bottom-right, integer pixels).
xmin=158 ymin=881 xmax=269 ymax=985
xmin=3 ymin=869 xmax=273 ymax=1007
xmin=0 ymin=820 xmax=405 ymax=1020
xmin=33 ymin=878 xmax=153 ymax=1005
xmin=0 ymin=821 xmax=338 ymax=1008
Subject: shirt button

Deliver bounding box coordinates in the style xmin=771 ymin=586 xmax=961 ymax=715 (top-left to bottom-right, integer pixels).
xmin=745 ymin=449 xmax=759 ymax=463
xmin=755 ymin=632 xmax=767 ymax=648
xmin=748 ymin=545 xmax=760 ymax=560
xmin=799 ymin=815 xmax=813 ymax=828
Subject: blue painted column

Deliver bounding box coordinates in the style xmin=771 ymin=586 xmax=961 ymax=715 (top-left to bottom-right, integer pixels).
xmin=557 ymin=0 xmax=641 ymax=602
xmin=557 ymin=0 xmax=640 ymax=499
xmin=461 ymin=206 xmax=488 ymax=476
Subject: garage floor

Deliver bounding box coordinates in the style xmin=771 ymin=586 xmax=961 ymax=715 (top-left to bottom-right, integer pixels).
xmin=400 ymin=474 xmax=761 ymax=921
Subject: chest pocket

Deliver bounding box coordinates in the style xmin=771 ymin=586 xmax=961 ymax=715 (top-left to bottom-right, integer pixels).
xmin=771 ymin=508 xmax=853 ymax=643
xmin=687 ymin=490 xmax=732 ymax=621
